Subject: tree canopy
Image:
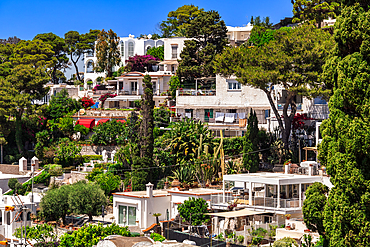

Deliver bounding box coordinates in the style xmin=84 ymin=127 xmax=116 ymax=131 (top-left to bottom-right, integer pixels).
xmin=214 ymin=24 xmax=333 ymax=148
xmin=95 ymin=29 xmax=120 ymax=78
xmin=177 ymin=10 xmax=228 ymax=82
xmin=64 ymin=29 xmax=99 ymax=82
xmin=291 ymin=0 xmax=340 ymax=27
xmin=318 ymin=3 xmax=370 ymax=246
xmin=159 ymin=5 xmax=204 ymax=38
xmin=178 ymin=197 xmax=210 ymax=226
xmin=302 ymin=182 xmax=329 ymax=244
xmin=33 ymin=32 xmax=69 ymax=84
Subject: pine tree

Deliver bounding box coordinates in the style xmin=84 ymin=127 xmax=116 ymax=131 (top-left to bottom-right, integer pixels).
xmin=318 ymin=3 xmax=370 ymax=246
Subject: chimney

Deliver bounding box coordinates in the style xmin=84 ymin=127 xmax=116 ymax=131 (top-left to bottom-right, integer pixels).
xmin=146 ymin=182 xmax=153 ymax=197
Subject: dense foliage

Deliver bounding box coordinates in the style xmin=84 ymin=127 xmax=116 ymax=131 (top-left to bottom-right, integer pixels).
xmin=214 ymin=24 xmax=333 ymax=148
xmin=95 ymin=29 xmax=120 ymax=78
xmin=91 ymin=120 xmax=126 ymax=145
xmin=178 ymin=197 xmax=210 ymax=226
xmin=302 ymin=182 xmax=329 ymax=243
xmin=178 ymin=10 xmax=228 ymax=82
xmin=41 ymin=181 xmax=107 ymax=223
xmin=46 ymin=89 xmax=81 ymax=119
xmin=159 ymin=5 xmax=204 ymax=37
xmin=125 ymin=54 xmax=159 ymax=73
xmin=318 ymin=3 xmax=370 ymax=246
xmin=59 ymin=223 xmax=131 ymax=247
xmin=243 ymin=110 xmax=259 ymax=172
xmin=146 ymin=46 xmax=164 ymax=60
xmin=132 ymin=74 xmax=154 ymax=191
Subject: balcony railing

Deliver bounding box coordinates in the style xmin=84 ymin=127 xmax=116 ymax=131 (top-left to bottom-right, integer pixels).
xmin=211 ymin=194 xmax=302 ymax=209
xmin=177 ymin=89 xmax=216 ymax=96
xmin=277 ymin=103 xmax=302 ymax=111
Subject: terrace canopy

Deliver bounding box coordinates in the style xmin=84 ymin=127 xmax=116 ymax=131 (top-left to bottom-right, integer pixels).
xmin=76 ymin=119 xmax=95 ymax=129
xmin=207 ymin=209 xmax=265 ymax=218
xmin=97 ymin=119 xmax=109 ymax=125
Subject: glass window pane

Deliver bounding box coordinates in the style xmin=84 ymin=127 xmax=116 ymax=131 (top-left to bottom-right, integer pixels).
xmin=128 ymin=206 xmax=136 ymax=225
xmin=119 ymin=205 xmax=127 ymax=225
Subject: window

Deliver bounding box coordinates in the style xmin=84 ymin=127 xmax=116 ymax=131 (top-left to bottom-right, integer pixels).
xmin=120 ymin=42 xmax=124 ymax=57
xmin=131 ymin=81 xmax=137 ymax=92
xmin=86 ymin=60 xmax=94 ymax=73
xmin=153 ymin=81 xmax=157 ymax=93
xmin=171 ymin=45 xmax=178 ymax=59
xmin=128 ymin=42 xmax=134 ymax=57
xmin=86 ymin=51 xmax=94 ymax=57
xmin=228 ymin=81 xmax=241 ymax=90
xmin=118 ymin=205 xmax=136 ymax=225
xmin=6 ymin=212 xmax=10 ymax=225
xmin=146 ymin=45 xmax=151 ymax=54
xmin=204 ymin=109 xmax=213 ymax=122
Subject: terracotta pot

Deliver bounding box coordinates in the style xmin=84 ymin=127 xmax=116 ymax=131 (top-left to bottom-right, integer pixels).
xmin=285 ymin=226 xmax=291 ymax=230
xmin=171 ymin=179 xmax=180 ymax=187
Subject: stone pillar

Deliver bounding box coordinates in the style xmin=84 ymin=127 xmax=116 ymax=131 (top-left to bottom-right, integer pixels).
xmin=102 ymin=150 xmax=108 ymax=163
xmin=19 ymin=157 xmax=27 ymax=172
xmin=111 ymin=150 xmax=116 ymax=163
xmin=308 ymin=166 xmax=313 ymax=176
xmin=31 ymin=156 xmax=39 ymax=171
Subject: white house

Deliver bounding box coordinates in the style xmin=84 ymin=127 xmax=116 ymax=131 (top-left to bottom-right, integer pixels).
xmin=112 ymin=183 xmax=223 ymax=230
xmin=84 ymin=35 xmax=165 ymax=85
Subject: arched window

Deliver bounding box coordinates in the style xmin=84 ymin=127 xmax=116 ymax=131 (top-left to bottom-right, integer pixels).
xmin=120 ymin=41 xmax=124 ymax=57
xmin=128 ymin=42 xmax=134 ymax=57
xmin=146 ymin=46 xmax=151 ymax=54
xmin=86 ymin=60 xmax=94 ymax=73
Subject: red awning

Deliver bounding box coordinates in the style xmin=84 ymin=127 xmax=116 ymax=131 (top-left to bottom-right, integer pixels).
xmin=97 ymin=119 xmax=109 ymax=125
xmin=115 ymin=119 xmax=126 ymax=124
xmin=76 ymin=119 xmax=95 ymax=129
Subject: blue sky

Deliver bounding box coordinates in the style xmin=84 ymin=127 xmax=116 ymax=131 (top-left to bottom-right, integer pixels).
xmin=0 ymin=0 xmax=293 ymax=40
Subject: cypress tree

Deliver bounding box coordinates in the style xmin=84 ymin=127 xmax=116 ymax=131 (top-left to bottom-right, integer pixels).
xmin=318 ymin=3 xmax=370 ymax=246
xmin=243 ymin=109 xmax=259 ymax=172
xmin=131 ymin=74 xmax=154 ymax=191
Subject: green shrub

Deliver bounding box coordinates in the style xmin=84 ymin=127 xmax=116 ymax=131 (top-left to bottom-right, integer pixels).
xmin=74 ymin=124 xmax=90 ymax=136
xmin=82 ymin=155 xmax=103 ymax=163
xmin=59 ymin=223 xmax=131 ymax=247
xmin=150 ymin=232 xmax=165 ymax=242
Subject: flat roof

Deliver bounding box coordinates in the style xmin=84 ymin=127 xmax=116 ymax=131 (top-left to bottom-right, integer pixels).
xmin=168 ymin=188 xmax=223 ymax=196
xmin=224 ymin=172 xmax=323 ymax=185
xmin=113 ymin=190 xmax=169 ymax=198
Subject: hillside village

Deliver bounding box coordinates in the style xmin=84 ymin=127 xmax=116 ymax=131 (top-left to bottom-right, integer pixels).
xmin=0 ymin=1 xmax=369 ymax=247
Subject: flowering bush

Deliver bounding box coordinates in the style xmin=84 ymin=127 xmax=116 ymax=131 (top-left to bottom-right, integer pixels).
xmin=80 ymin=97 xmax=95 ymax=109
xmin=99 ymin=93 xmax=117 ymax=107
xmin=125 ymin=54 xmax=159 ymax=72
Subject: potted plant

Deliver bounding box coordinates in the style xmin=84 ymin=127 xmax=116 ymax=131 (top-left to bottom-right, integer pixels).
xmin=153 ymin=213 xmax=161 ymax=225
xmin=285 ymin=214 xmax=291 ymax=220
xmin=285 ymin=224 xmax=291 ymax=230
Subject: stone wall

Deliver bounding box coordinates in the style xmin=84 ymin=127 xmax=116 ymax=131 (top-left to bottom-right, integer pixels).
xmin=70 ymin=171 xmax=88 ymax=184
xmin=0 ymin=164 xmax=20 ymax=174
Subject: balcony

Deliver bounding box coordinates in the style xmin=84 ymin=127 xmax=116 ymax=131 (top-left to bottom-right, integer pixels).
xmin=177 ymin=89 xmax=216 ymax=96
xmin=211 ymin=194 xmax=302 ymax=209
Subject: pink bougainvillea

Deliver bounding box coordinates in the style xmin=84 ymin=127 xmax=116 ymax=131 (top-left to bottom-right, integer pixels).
xmin=125 ymin=55 xmax=159 ymax=72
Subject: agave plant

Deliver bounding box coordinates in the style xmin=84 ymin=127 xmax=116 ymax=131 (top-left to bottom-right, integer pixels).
xmin=172 ymin=165 xmax=195 ymax=184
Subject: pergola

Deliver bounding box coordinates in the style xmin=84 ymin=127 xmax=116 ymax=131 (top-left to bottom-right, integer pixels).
xmin=222 ymin=173 xmax=323 ymax=208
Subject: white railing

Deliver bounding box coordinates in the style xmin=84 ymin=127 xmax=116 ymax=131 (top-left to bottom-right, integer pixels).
xmin=211 ymin=194 xmax=302 ymax=209
xmin=177 ymin=89 xmax=216 ymax=96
